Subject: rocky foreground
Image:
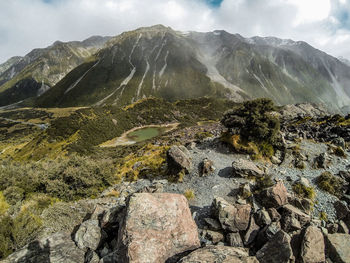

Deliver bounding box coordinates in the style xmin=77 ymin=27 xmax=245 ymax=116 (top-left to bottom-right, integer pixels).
xmin=2 ymin=103 xmax=350 ymax=263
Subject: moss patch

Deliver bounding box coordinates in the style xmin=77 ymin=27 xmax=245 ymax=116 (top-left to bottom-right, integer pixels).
xmin=115 ymin=144 xmax=169 ymax=182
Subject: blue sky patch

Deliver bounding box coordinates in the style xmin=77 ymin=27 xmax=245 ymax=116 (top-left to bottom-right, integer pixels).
xmin=205 ymin=0 xmax=223 ymax=7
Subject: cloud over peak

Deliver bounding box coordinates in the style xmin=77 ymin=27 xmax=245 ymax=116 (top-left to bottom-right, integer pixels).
xmin=0 ymin=0 xmax=349 ymax=63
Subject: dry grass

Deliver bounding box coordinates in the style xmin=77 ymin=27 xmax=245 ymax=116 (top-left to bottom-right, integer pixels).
xmin=184 ymin=189 xmax=195 ymax=201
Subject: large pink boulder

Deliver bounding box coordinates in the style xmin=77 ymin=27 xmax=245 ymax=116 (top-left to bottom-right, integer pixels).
xmin=117 ymin=193 xmax=200 ymax=263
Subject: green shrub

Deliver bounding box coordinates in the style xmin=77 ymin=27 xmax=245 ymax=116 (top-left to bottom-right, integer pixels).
xmin=254 ymin=175 xmax=274 ymax=192
xmin=0 ymin=155 xmax=116 ymax=201
xmin=316 ymin=171 xmax=344 ymax=197
xmin=221 ymin=98 xmax=280 ymax=144
xmin=195 ymin=131 xmax=213 ymax=141
xmin=292 ymin=183 xmax=316 ymax=200
xmin=0 ymin=216 xmax=13 ymax=259
xmin=258 ymin=141 xmax=275 ymax=158
xmin=3 ymin=186 xmax=25 ymax=205
xmin=0 ymin=194 xmax=56 ymax=259
xmin=333 ymin=147 xmax=346 ymax=157
xmin=0 ymin=192 xmax=9 ymax=216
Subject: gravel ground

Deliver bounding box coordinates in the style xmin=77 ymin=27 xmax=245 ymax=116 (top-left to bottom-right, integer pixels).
xmin=272 ymin=140 xmax=350 ymax=221
xmin=163 ymin=138 xmax=349 ymax=223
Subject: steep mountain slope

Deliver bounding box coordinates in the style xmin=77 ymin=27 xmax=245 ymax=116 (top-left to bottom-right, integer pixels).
xmin=0 ymin=56 xmax=22 ymax=76
xmin=35 ymin=25 xmax=350 ymax=110
xmin=36 ymin=26 xmax=239 ymax=107
xmin=0 ymin=36 xmax=110 ymax=106
xmin=2 ymin=25 xmax=349 ymax=110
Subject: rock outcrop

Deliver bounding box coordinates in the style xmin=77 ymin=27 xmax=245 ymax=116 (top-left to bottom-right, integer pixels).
xmin=178 ymin=246 xmax=259 ymax=263
xmin=256 ymin=230 xmax=294 ymax=263
xmin=258 ymin=181 xmax=288 ymax=208
xmin=212 ymin=197 xmax=251 ymax=232
xmin=116 ymin=193 xmax=200 ymax=263
xmin=300 ymin=226 xmax=325 ymax=263
xmin=232 ymin=159 xmax=264 ymax=178
xmin=326 ymin=233 xmax=350 ymax=263
xmin=74 ymin=219 xmax=102 ymax=251
xmin=2 ymin=232 xmax=85 ymax=263
xmin=167 ymin=145 xmax=192 ymax=174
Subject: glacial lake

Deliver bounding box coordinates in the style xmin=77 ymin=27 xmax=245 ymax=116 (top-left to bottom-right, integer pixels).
xmin=100 ymin=123 xmax=179 ymax=147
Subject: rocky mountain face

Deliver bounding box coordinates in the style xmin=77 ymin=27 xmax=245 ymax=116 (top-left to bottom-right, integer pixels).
xmin=31 ymin=25 xmax=350 ymax=111
xmin=0 ymin=36 xmax=110 ymax=106
xmin=0 ymin=57 xmax=22 ymax=76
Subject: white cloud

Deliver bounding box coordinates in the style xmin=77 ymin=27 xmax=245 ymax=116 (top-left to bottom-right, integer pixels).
xmin=0 ymin=0 xmax=350 ymax=63
xmin=287 ymin=0 xmax=331 ymax=25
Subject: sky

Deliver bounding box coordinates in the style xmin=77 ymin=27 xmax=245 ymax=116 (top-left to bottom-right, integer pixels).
xmin=0 ymin=0 xmax=350 ymax=63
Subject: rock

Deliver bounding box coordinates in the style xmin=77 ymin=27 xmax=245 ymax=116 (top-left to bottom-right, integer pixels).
xmin=226 ymin=232 xmax=244 ymax=247
xmin=204 ymin=217 xmax=222 ymax=231
xmin=3 ymin=232 xmax=85 ymax=263
xmin=201 ymin=230 xmax=224 ymax=244
xmin=200 ymin=158 xmax=215 ymax=176
xmin=254 ymin=209 xmax=272 ymax=227
xmin=332 ymin=137 xmax=346 ymax=149
xmin=167 ymin=145 xmax=192 ymax=174
xmin=256 ymin=230 xmax=294 ymax=263
xmin=326 ymin=233 xmax=350 ymax=263
xmin=99 ymin=251 xmax=119 ymax=263
xmin=74 ymin=219 xmax=102 ymax=251
xmin=338 ymin=220 xmax=349 ymax=234
xmin=334 ymin=201 xmax=350 ymax=220
xmin=258 ymin=181 xmax=288 ymax=208
xmin=231 ymin=159 xmax=264 ymax=178
xmin=295 ymin=159 xmax=307 ymax=169
xmin=116 ymin=193 xmax=200 ymax=263
xmin=300 ymin=226 xmax=325 ymax=263
xmin=271 ymin=155 xmax=282 ymax=165
xmin=314 ymin=152 xmax=330 ymax=169
xmin=298 ymin=177 xmax=311 ymax=188
xmin=178 ymin=245 xmax=259 ymax=263
xmin=282 ymin=215 xmax=301 ymax=232
xmin=212 ymin=197 xmax=251 ymax=232
xmin=268 ymin=208 xmax=281 ymax=222
xmin=280 ymin=204 xmax=311 ymax=228
xmin=327 ymin=223 xmax=339 ymax=234
xmin=255 ymin=222 xmax=281 ymax=249
xmin=239 ymin=182 xmax=252 ymax=199
xmin=85 ymin=250 xmax=100 ymax=263
xmin=244 ymin=216 xmax=260 ymax=246
xmin=290 ymin=231 xmax=303 ymax=262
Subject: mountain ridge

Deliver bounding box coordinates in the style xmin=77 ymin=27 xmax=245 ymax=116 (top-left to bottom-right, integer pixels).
xmin=1 ymin=25 xmax=350 ymax=111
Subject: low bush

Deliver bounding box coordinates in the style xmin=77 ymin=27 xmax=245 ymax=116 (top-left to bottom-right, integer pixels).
xmin=221 ymin=98 xmax=280 ymax=144
xmin=254 ymin=175 xmax=274 ymax=192
xmin=0 ymin=194 xmax=56 ymax=259
xmin=0 ymin=155 xmax=115 ymax=201
xmin=316 ymin=171 xmax=344 ymax=197
xmin=221 ymin=99 xmax=280 ymax=159
xmin=333 ymin=146 xmax=346 ymax=157
xmin=292 ymin=183 xmax=316 ymax=200
xmin=195 ymin=131 xmax=213 ymax=141
xmin=0 ymin=192 xmax=9 ymax=216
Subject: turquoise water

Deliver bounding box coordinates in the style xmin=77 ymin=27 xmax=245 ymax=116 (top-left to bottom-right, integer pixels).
xmin=126 ymin=127 xmax=166 ymax=142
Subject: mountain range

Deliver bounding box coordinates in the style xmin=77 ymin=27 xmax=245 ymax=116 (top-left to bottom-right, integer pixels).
xmin=0 ymin=25 xmax=349 ymax=111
